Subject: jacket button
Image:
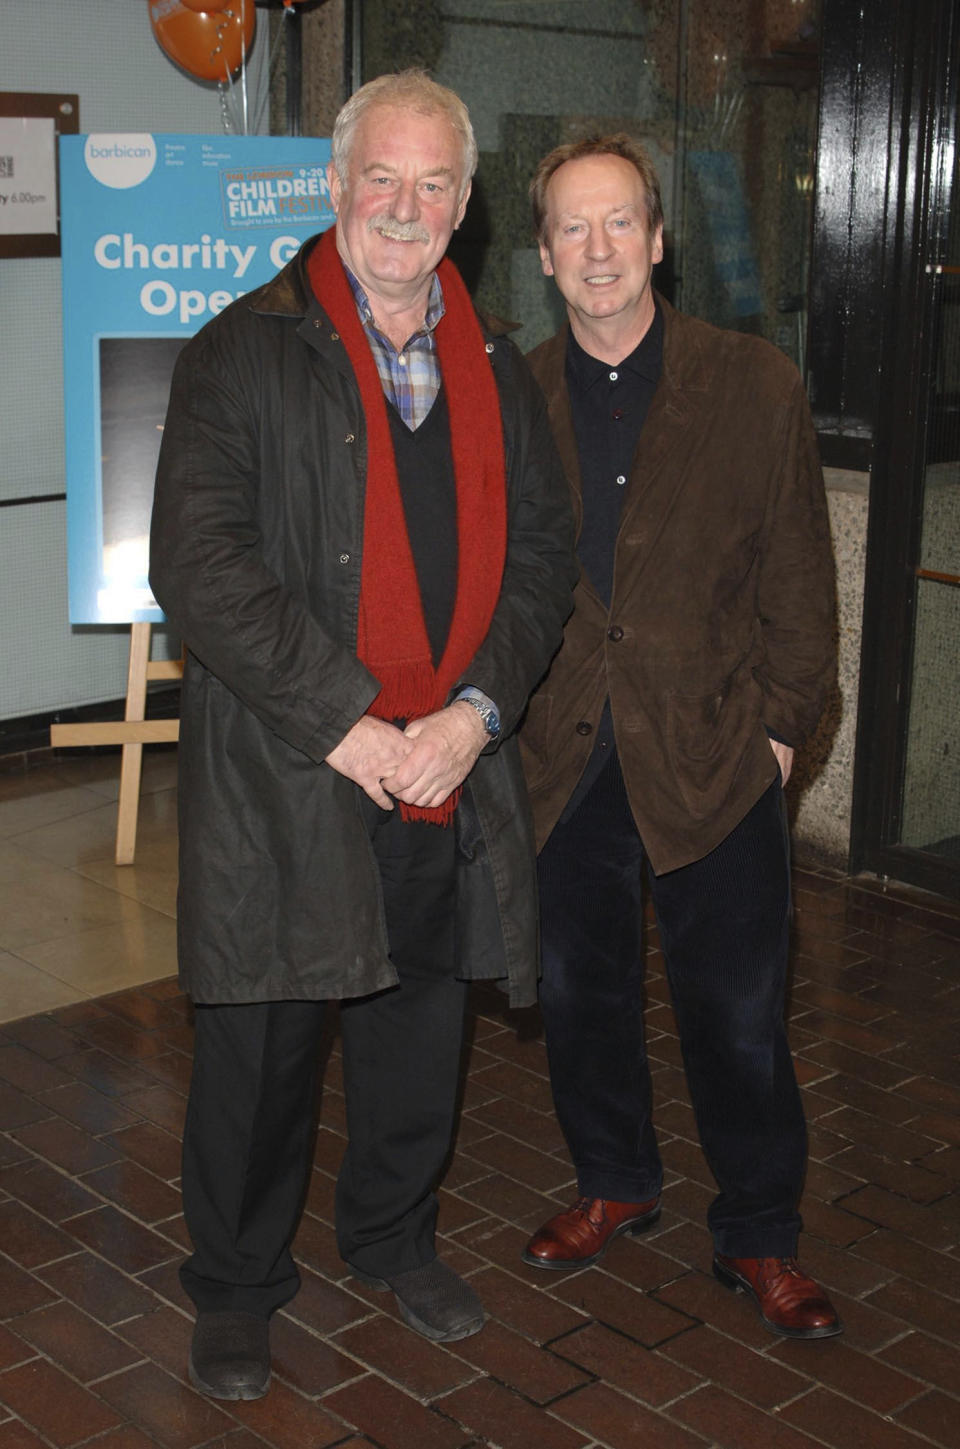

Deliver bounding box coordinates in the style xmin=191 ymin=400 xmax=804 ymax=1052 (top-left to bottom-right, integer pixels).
xmin=607 ymin=625 xmax=624 ymax=642
xmin=344 ymin=433 xmax=355 ymax=444
xmin=485 ymin=342 xmax=494 ymax=354
xmin=330 ymin=331 xmax=340 ymax=341
xmin=339 ymin=552 xmax=350 ymax=564
xmin=575 ymin=720 xmax=592 ymax=736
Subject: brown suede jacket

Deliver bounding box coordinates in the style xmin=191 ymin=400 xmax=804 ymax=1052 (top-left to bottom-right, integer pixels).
xmin=520 ymin=294 xmax=837 ymax=874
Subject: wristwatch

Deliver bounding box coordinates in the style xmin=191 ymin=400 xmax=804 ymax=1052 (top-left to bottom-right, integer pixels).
xmin=455 ymin=685 xmax=501 ymax=741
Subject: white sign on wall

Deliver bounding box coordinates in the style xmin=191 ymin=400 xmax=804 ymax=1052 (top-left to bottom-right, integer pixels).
xmin=0 ymin=116 xmax=58 ymax=236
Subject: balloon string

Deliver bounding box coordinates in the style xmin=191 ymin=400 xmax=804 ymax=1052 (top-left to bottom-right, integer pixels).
xmin=252 ymin=7 xmax=293 ymax=136
xmin=219 ymin=44 xmax=238 ymax=134
xmin=216 ymin=0 xmax=291 ymax=137
xmin=220 ymin=4 xmax=248 ymax=135
xmin=239 ymin=0 xmax=249 ymax=135
xmin=217 ymin=11 xmax=236 ymax=134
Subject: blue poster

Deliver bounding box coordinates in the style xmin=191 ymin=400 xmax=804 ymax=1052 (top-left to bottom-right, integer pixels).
xmin=59 ymin=133 xmax=334 ymax=623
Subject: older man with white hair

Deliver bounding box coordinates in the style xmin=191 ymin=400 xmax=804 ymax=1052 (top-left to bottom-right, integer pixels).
xmin=150 ymin=70 xmax=574 ymax=1399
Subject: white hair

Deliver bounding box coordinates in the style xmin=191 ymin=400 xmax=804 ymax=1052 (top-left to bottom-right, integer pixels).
xmin=332 ymin=69 xmax=478 ymax=202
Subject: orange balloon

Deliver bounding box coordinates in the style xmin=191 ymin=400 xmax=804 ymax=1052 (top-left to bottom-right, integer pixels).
xmin=149 ymin=1 xmax=256 ymax=83
xmin=179 ymin=1 xmax=232 ymax=11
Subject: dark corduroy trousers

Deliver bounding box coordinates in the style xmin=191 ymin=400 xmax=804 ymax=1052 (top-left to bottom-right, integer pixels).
xmin=179 ymin=801 xmax=466 ymax=1317
xmin=537 ymin=750 xmax=806 ymax=1258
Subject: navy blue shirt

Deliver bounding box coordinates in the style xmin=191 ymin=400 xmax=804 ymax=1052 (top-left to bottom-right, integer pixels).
xmin=567 ymin=304 xmax=663 ymax=609
xmin=561 ymin=306 xmax=664 ymax=818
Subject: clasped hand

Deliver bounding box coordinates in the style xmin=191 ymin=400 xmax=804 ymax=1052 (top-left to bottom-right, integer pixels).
xmin=325 ymin=701 xmax=488 ymax=810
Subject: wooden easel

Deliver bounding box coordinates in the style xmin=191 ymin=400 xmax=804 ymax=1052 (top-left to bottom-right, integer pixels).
xmin=49 ymin=623 xmax=182 ymax=865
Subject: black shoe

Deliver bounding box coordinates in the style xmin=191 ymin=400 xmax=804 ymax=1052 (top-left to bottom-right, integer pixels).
xmin=349 ymin=1258 xmax=484 ymax=1342
xmin=188 ymin=1310 xmax=271 ymax=1400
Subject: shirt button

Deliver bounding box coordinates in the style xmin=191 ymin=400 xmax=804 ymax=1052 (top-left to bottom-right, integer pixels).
xmin=398 ymin=353 xmax=407 ymax=366
xmin=612 ymin=408 xmax=624 ymax=420
xmin=344 ymin=433 xmax=355 ymax=444
xmin=575 ymin=720 xmax=593 ymax=736
xmin=609 ymin=370 xmax=618 ymax=381
xmin=339 ymin=553 xmax=350 ymax=564
xmin=616 ymin=474 xmax=626 ymax=486
xmin=607 ymin=625 xmax=624 ymax=642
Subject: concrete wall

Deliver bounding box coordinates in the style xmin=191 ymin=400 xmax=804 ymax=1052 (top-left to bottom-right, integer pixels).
xmin=790 ymin=470 xmax=868 ymax=866
xmin=901 ymin=461 xmax=960 ymax=852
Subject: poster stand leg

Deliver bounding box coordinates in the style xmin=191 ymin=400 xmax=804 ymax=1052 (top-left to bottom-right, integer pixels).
xmin=117 ymin=622 xmax=151 ymax=865
xmin=49 ymin=623 xmax=182 ymax=865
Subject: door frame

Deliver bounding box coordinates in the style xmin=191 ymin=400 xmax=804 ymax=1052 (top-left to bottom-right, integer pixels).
xmin=849 ymin=0 xmax=960 ymax=897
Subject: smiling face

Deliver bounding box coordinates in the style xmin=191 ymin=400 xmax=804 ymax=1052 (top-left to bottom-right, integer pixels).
xmin=539 ymin=153 xmax=663 ymax=355
xmin=327 ymin=103 xmax=470 ymax=313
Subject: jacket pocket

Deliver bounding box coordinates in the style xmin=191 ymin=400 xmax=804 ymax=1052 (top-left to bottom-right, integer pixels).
xmin=665 ymin=671 xmax=758 ymax=820
xmin=517 ymin=691 xmax=554 ymax=790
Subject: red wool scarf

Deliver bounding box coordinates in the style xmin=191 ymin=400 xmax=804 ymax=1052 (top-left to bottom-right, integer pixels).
xmin=308 ymin=226 xmax=507 ymax=824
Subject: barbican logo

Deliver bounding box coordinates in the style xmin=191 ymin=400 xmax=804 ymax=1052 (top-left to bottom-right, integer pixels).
xmin=84 ymin=134 xmax=157 ymax=190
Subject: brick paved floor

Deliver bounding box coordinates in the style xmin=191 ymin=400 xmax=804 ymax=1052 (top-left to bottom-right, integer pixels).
xmin=1 ymin=864 xmax=959 ymax=1448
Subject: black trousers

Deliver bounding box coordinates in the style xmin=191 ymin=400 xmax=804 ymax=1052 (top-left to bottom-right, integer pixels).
xmin=179 ymin=799 xmax=466 ymax=1317
xmin=538 ymin=750 xmax=806 ymax=1258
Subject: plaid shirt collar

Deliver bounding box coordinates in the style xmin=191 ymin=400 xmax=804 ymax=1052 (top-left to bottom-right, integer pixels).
xmin=345 ymin=266 xmax=445 ymax=430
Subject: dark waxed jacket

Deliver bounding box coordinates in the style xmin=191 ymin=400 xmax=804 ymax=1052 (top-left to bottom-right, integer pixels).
xmin=520 ymin=296 xmax=836 ymax=874
xmin=149 ymin=235 xmax=576 ymax=1007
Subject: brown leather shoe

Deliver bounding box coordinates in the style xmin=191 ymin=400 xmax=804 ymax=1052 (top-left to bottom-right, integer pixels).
xmin=522 ymin=1196 xmax=661 ymax=1270
xmin=713 ymin=1255 xmax=843 ymax=1339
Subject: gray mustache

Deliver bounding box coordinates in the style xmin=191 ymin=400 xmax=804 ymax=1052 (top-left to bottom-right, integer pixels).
xmin=368 ymin=215 xmax=430 ymax=244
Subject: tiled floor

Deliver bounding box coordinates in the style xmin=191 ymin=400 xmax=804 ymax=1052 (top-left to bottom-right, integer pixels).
xmin=0 ymin=751 xmax=959 ymax=1449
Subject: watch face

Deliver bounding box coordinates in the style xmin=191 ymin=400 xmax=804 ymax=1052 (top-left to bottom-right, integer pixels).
xmin=477 ymin=706 xmax=496 ymax=734
xmin=460 ymin=690 xmax=499 ymax=737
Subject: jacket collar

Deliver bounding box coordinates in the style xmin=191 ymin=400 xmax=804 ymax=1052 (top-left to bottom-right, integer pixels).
xmin=533 ymin=291 xmax=711 ymax=399
xmin=248 ymin=235 xmax=317 ymax=318
xmin=249 ymin=232 xmax=516 ymax=339
xmin=531 ymin=292 xmax=713 ymax=587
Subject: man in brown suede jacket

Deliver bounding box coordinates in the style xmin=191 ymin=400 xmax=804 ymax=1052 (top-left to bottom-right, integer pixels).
xmin=519 ymin=135 xmax=842 ymax=1339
